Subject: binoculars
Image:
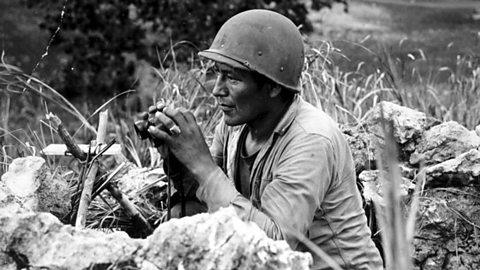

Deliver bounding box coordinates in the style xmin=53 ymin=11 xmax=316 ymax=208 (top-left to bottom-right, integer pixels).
xmin=133 ymin=104 xmax=181 ymax=143
xmin=134 ymin=103 xmax=163 ymax=143
xmin=133 ymin=112 xmax=154 ymax=140
xmin=133 ymin=112 xmax=156 ymax=144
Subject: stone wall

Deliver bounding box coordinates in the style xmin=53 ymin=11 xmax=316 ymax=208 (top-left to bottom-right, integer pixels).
xmin=1 ymin=101 xmax=480 ymax=269
xmin=0 ymin=207 xmax=311 ymax=270
xmin=344 ymin=101 xmax=480 ymax=270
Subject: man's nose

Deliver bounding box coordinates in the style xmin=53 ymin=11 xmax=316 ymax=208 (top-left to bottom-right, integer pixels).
xmin=212 ymin=75 xmax=227 ymax=97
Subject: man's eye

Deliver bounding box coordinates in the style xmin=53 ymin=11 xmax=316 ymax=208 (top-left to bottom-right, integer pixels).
xmin=227 ymin=74 xmax=240 ymax=82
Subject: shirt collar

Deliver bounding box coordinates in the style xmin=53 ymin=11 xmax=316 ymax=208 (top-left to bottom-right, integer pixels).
xmin=273 ymin=94 xmax=300 ymax=136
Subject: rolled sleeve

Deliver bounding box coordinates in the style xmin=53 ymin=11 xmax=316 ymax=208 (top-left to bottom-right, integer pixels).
xmin=209 ymin=119 xmax=226 ymax=167
xmin=195 ymin=166 xmax=240 ymax=211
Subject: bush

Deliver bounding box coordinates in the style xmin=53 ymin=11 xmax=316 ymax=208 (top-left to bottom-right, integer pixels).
xmin=25 ymin=0 xmax=318 ymax=103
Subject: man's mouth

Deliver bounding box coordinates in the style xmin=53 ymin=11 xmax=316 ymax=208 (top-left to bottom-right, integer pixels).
xmin=219 ymin=104 xmax=234 ymax=112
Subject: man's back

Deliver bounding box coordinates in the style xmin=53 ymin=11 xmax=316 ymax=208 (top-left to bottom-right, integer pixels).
xmin=292 ymin=99 xmax=383 ymax=269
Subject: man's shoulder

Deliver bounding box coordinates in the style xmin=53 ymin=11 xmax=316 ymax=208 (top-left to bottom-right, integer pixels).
xmin=293 ymin=100 xmax=341 ymax=139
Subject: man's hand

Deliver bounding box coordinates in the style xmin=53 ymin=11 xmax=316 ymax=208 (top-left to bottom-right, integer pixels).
xmin=147 ymin=106 xmax=217 ymax=182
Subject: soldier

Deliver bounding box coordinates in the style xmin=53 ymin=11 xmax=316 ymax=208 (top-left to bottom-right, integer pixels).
xmin=147 ymin=9 xmax=383 ymax=269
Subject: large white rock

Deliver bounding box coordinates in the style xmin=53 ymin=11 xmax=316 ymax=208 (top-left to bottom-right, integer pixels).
xmin=143 ymin=207 xmax=312 ymax=270
xmin=425 ymin=149 xmax=480 ymax=187
xmin=410 ymin=121 xmax=480 ymax=166
xmin=360 ymin=101 xmax=438 ymax=153
xmin=1 ymin=157 xmax=46 ymax=197
xmin=358 ymin=168 xmax=415 ymax=204
xmin=0 ymin=157 xmax=70 ymax=218
xmin=0 ymin=157 xmax=46 ymax=211
xmin=0 ymin=207 xmax=312 ymax=270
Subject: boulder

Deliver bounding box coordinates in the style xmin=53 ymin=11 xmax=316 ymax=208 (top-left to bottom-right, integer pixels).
xmin=144 ymin=207 xmax=312 ymax=270
xmin=0 ymin=157 xmax=46 ymax=212
xmin=1 ymin=157 xmax=46 ymax=198
xmin=0 ymin=157 xmax=70 ymax=218
xmin=0 ymin=209 xmax=142 ymax=270
xmin=36 ymin=170 xmax=71 ymax=219
xmin=359 ymin=101 xmax=439 ymax=154
xmin=0 ymin=207 xmax=312 ymax=270
xmin=342 ymin=126 xmax=378 ymax=174
xmin=410 ymin=121 xmax=480 ymax=166
xmin=352 ymin=103 xmax=480 ymax=270
xmin=425 ymin=149 xmax=480 ymax=188
xmin=358 ymin=169 xmax=415 ymax=204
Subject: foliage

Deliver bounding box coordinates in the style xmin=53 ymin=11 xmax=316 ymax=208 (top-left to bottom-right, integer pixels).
xmin=311 ymin=0 xmax=349 ymax=12
xmin=23 ymin=0 xmax=318 ymax=103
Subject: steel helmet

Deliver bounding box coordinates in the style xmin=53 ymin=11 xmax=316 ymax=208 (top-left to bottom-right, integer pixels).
xmin=198 ymin=9 xmax=304 ymax=92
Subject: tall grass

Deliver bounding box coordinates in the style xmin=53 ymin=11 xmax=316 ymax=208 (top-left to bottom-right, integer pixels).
xmin=2 ymin=42 xmax=478 ymax=169
xmin=302 ymin=41 xmax=480 ymax=129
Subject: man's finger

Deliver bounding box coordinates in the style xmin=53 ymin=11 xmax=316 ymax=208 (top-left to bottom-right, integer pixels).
xmin=163 ymin=107 xmax=189 ymax=127
xmin=147 ymin=126 xmax=171 ymax=144
xmin=180 ymin=109 xmax=196 ymax=123
xmin=152 ymin=111 xmax=177 ymax=129
xmin=156 ymin=102 xmax=166 ymax=112
xmin=148 ymin=105 xmax=158 ymax=114
xmin=168 ymin=125 xmax=181 ymax=136
xmin=153 ymin=111 xmax=181 ymax=136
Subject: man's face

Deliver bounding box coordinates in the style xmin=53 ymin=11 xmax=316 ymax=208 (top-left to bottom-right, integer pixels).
xmin=212 ymin=63 xmax=269 ymax=126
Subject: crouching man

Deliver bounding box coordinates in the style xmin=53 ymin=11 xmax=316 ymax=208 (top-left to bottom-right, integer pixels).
xmin=146 ymin=9 xmax=383 ymax=270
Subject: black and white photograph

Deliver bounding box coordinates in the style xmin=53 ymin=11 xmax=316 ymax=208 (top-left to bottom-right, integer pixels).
xmin=1 ymin=0 xmax=480 ymax=269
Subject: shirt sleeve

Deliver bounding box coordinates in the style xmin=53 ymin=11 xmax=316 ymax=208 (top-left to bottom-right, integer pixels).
xmin=209 ymin=120 xmax=226 ymax=168
xmin=164 ymin=121 xmax=227 ymax=199
xmin=196 ymin=133 xmax=336 ymax=249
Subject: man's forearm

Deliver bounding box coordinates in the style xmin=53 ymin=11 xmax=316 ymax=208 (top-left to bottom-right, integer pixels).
xmin=195 ymin=165 xmax=239 ymax=211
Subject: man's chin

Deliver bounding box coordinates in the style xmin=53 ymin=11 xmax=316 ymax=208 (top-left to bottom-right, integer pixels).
xmin=223 ymin=119 xmax=237 ymax=126
xmin=223 ymin=116 xmax=241 ymax=126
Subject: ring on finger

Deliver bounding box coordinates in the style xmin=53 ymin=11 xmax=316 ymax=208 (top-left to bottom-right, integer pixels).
xmin=169 ymin=125 xmax=181 ymax=136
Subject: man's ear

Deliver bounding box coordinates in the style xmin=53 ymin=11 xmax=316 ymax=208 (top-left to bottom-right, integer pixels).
xmin=268 ymin=84 xmax=282 ymax=98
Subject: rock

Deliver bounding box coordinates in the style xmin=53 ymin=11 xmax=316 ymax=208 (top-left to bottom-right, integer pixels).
xmin=143 ymin=207 xmax=312 ymax=270
xmin=414 ymin=187 xmax=480 ymax=269
xmin=425 ymin=149 xmax=480 ymax=188
xmin=0 ymin=157 xmax=46 ymax=212
xmin=358 ymin=169 xmax=415 ymax=204
xmin=476 ymin=124 xmax=480 ymax=137
xmin=36 ymin=170 xmax=71 ymax=219
xmin=410 ymin=121 xmax=480 ymax=166
xmin=359 ymin=170 xmax=383 ymax=203
xmin=342 ymin=127 xmax=377 ymax=174
xmin=0 ymin=192 xmax=24 ymax=215
xmin=348 ymin=105 xmax=480 ymax=270
xmin=0 ymin=157 xmax=71 ymax=218
xmin=1 ymin=157 xmax=46 ymax=197
xmin=360 ymin=101 xmax=439 ymax=154
xmin=0 ymin=207 xmax=312 ymax=270
xmin=0 ymin=209 xmax=143 ymax=270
